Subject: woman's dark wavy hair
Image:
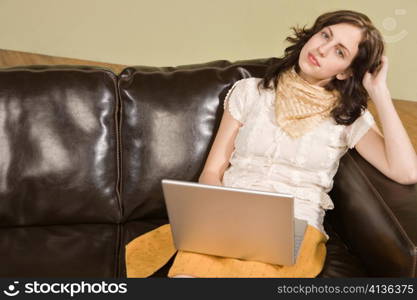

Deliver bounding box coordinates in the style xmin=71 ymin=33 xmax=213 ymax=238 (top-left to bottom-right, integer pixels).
xmin=258 ymin=10 xmax=385 ymax=125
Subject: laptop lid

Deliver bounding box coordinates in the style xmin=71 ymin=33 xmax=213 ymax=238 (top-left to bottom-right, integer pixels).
xmin=161 ymin=179 xmax=307 ymax=265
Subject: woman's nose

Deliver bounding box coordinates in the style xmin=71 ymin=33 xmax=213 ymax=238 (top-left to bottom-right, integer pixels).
xmin=318 ymin=43 xmax=331 ymax=57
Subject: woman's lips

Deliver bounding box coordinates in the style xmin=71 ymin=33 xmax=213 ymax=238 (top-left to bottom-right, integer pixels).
xmin=308 ymin=53 xmax=320 ymax=67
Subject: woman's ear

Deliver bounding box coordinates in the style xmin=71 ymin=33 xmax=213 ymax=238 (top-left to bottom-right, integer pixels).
xmin=336 ymin=69 xmax=352 ymax=80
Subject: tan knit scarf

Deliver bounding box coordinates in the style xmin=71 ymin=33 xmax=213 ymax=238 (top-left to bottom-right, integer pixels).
xmin=275 ymin=67 xmax=339 ymax=138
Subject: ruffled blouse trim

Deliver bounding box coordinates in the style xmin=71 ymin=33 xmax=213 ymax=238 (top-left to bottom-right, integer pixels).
xmin=223 ymin=79 xmax=246 ymax=122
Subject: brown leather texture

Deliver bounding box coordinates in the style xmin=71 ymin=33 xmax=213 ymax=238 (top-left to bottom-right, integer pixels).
xmin=330 ymin=150 xmax=417 ymax=277
xmin=0 ymin=60 xmax=415 ymax=277
xmin=0 ymin=66 xmax=121 ymax=227
xmin=118 ymin=58 xmax=277 ymax=222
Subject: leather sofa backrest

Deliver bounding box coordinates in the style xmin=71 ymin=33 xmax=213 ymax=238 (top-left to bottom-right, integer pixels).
xmin=118 ymin=58 xmax=278 ymax=221
xmin=0 ymin=66 xmax=121 ymax=226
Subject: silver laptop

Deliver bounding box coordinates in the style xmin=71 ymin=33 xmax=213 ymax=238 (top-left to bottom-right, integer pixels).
xmin=161 ymin=179 xmax=307 ymax=266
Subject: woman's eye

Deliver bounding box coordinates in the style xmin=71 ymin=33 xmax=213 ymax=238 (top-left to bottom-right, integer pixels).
xmin=321 ymin=31 xmax=329 ymax=39
xmin=336 ymin=49 xmax=344 ymax=58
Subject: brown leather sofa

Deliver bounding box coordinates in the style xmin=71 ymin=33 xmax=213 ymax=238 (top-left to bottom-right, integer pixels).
xmin=0 ymin=58 xmax=416 ymax=277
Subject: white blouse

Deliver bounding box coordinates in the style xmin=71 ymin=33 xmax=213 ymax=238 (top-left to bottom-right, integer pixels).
xmin=221 ymin=78 xmax=375 ymax=240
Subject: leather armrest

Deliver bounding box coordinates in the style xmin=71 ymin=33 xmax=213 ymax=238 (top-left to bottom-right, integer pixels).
xmin=329 ymin=149 xmax=417 ymax=277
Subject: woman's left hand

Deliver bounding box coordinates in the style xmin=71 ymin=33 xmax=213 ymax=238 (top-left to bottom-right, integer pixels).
xmin=362 ymin=55 xmax=390 ymax=100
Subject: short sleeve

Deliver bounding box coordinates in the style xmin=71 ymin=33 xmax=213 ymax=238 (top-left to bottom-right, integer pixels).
xmin=345 ymin=109 xmax=375 ymax=149
xmin=223 ymin=78 xmax=253 ymax=124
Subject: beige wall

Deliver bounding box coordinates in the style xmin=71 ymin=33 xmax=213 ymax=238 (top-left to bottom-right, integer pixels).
xmin=0 ymin=0 xmax=415 ymax=101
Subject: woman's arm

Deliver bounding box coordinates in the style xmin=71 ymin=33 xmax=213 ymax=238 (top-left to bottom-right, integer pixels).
xmin=198 ymin=105 xmax=242 ymax=186
xmin=355 ymin=55 xmax=417 ymax=184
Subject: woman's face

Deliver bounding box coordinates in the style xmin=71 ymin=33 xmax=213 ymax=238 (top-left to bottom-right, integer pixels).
xmin=298 ymin=23 xmax=363 ymax=87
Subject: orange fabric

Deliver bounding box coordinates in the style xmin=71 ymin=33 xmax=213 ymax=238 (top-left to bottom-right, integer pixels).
xmin=125 ymin=224 xmax=327 ymax=278
xmin=125 ymin=224 xmax=176 ymax=278
xmin=168 ymin=225 xmax=327 ymax=278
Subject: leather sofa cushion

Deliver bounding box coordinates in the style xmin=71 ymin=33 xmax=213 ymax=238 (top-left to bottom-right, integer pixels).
xmin=0 ymin=223 xmax=119 ymax=277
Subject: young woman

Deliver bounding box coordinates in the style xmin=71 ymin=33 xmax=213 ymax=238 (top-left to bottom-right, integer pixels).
xmin=167 ymin=9 xmax=417 ymax=278
xmin=126 ymin=10 xmax=417 ymax=278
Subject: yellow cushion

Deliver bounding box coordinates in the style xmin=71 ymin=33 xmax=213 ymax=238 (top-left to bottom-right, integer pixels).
xmin=168 ymin=225 xmax=327 ymax=278
xmin=126 ymin=224 xmax=327 ymax=278
xmin=125 ymin=224 xmax=176 ymax=278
